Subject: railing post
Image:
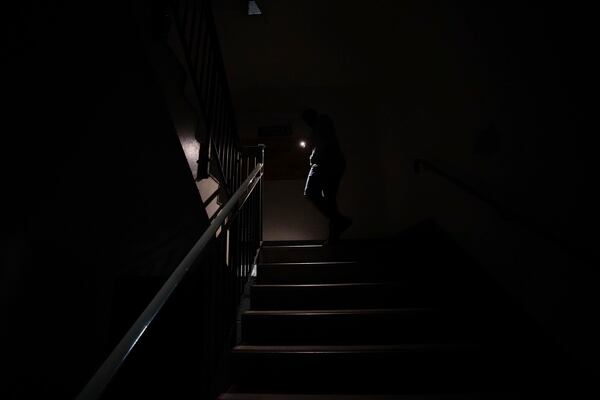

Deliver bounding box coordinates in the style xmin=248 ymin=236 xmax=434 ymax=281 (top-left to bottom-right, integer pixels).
xmin=258 ymin=144 xmax=265 ymax=245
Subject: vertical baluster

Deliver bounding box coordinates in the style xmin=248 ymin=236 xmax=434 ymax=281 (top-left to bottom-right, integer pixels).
xmin=230 ymin=129 xmax=237 ymax=190
xmin=221 ymin=117 xmax=228 ymax=186
xmin=233 ymin=151 xmax=238 ymax=196
xmin=246 ymin=196 xmax=251 ymax=282
xmin=218 ymin=93 xmax=227 ymax=183
xmin=209 ymin=55 xmax=219 ymax=122
xmin=250 ymin=190 xmax=255 ymax=251
xmin=184 ymin=0 xmax=196 ymax=52
xmin=230 ymin=221 xmax=237 ymax=309
xmin=221 ymin=97 xmax=229 ymax=188
xmin=196 ymin=22 xmax=209 ymax=95
xmin=239 ymin=157 xmax=245 ymax=284
xmin=255 ymin=189 xmax=259 ymax=249
xmin=230 ymin=141 xmax=236 ymax=191
xmin=214 ymin=79 xmax=223 ymax=155
xmin=204 ymin=50 xmax=214 ymax=119
xmin=215 ymin=89 xmax=225 ymax=175
xmin=221 ymin=115 xmax=228 ymax=185
xmin=236 ymin=215 xmax=242 ymax=305
xmin=204 ymin=49 xmax=213 ymax=121
xmin=261 ymin=145 xmax=265 ymax=243
xmin=253 ymin=183 xmax=258 ymax=250
xmin=174 ymin=0 xmax=185 ymax=27
xmin=246 ymin=157 xmax=252 ymax=280
xmin=187 ymin=0 xmax=198 ymax=65
xmin=240 ymin=202 xmax=245 ymax=290
xmin=211 ymin=86 xmax=219 ymax=159
xmin=190 ymin=0 xmax=206 ymax=71
xmin=224 ymin=124 xmax=232 ymax=189
xmin=252 ymin=190 xmax=256 ymax=251
xmin=233 ymin=150 xmax=238 ymax=192
xmin=177 ymin=0 xmax=189 ymax=40
xmin=239 ymin=151 xmax=244 ymax=191
xmin=252 ymin=188 xmax=256 ymax=273
xmin=247 ymin=191 xmax=253 ymax=270
xmin=238 ymin=175 xmax=243 ymax=286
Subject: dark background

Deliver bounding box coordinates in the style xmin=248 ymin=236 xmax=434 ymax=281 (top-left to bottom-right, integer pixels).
xmin=1 ymin=0 xmax=598 ymax=397
xmin=213 ymin=0 xmax=598 ymax=379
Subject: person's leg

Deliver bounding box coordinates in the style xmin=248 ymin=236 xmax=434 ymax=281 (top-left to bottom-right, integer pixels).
xmin=322 ymin=166 xmax=351 ymax=242
xmin=304 ymin=164 xmax=336 ymax=219
xmin=322 ymin=168 xmax=343 ymax=220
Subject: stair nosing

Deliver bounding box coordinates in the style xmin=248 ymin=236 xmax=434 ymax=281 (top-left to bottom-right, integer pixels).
xmin=251 ymin=282 xmax=404 ymax=288
xmin=258 ymin=261 xmax=359 ymax=266
xmin=219 ymin=395 xmax=458 ymax=399
xmin=233 ymin=344 xmax=475 ymax=353
xmin=242 ymin=308 xmax=434 ymax=316
xmin=261 ymin=244 xmax=325 ymax=248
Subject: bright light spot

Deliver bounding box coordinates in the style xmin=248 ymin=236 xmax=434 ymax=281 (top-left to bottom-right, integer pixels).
xmin=299 ymin=141 xmax=307 ymax=148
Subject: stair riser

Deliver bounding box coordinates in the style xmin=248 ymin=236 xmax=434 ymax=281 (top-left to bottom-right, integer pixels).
xmin=231 ymin=350 xmax=519 ymax=393
xmin=250 ymin=285 xmax=435 ymax=310
xmin=241 ymin=313 xmax=468 ymax=345
xmin=257 ymin=264 xmax=365 ymax=284
xmin=259 ymin=247 xmax=357 ymax=263
xmin=218 ymin=394 xmax=490 ymax=400
xmin=256 ymin=265 xmax=431 ymax=285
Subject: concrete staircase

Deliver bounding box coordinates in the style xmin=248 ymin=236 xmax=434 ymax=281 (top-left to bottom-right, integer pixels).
xmin=218 ymin=238 xmax=571 ymax=399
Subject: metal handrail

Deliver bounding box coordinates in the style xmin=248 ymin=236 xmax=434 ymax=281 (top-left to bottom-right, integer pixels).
xmin=413 ymin=158 xmax=575 ymax=254
xmin=414 ymin=159 xmax=506 ymax=216
xmin=76 ymin=163 xmax=263 ymax=400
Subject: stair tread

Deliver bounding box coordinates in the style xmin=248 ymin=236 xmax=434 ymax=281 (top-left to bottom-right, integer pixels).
xmin=259 ymin=261 xmax=359 ymax=266
xmin=243 ymin=308 xmax=433 ymax=316
xmin=219 ymin=394 xmax=497 ymax=400
xmin=252 ymin=282 xmax=405 ymax=288
xmin=262 ymin=241 xmax=325 ymax=247
xmin=233 ymin=344 xmax=475 ymax=353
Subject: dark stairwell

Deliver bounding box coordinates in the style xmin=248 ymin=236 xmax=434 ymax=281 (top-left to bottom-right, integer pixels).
xmin=2 ymin=1 xmax=597 ymax=399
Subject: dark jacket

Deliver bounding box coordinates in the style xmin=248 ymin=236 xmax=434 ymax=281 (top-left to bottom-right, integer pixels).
xmin=309 ymin=115 xmax=345 ymax=168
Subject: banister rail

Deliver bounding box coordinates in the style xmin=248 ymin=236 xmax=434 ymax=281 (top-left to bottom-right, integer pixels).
xmin=76 ymin=162 xmax=264 ymax=400
xmin=169 ymin=0 xmax=241 ymax=192
xmin=414 ymin=159 xmax=506 ymax=217
xmin=413 ymin=158 xmax=577 ymax=255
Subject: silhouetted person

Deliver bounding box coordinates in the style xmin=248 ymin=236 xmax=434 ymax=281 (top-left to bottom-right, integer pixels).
xmin=302 ymin=108 xmax=352 ymax=243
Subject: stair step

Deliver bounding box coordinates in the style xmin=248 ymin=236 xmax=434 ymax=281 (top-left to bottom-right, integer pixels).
xmin=241 ymin=309 xmax=472 ymax=345
xmin=218 ymin=394 xmax=511 ymax=400
xmin=233 ymin=344 xmax=473 ymax=352
xmin=259 ymin=245 xmax=357 ymax=263
xmin=230 ymin=344 xmax=521 ymax=394
xmin=256 ymin=262 xmax=417 ymax=284
xmin=258 ymin=240 xmax=399 ymax=264
xmin=250 ymin=283 xmax=436 ymax=310
xmin=257 ymin=262 xmax=362 ymax=284
xmin=262 ymin=240 xmax=326 ymax=247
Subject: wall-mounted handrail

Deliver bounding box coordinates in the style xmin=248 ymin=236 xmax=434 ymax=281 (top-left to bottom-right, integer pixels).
xmin=414 ymin=159 xmax=506 ymax=217
xmin=414 ymin=158 xmax=570 ymax=250
xmin=76 ymin=162 xmax=263 ymax=400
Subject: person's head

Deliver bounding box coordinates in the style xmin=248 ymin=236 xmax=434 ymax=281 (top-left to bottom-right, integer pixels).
xmin=301 ymin=108 xmax=318 ymax=128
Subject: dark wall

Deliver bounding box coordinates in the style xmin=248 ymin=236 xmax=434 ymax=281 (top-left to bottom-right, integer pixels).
xmin=1 ymin=2 xmax=208 ymax=397
xmin=213 ymin=0 xmax=598 ymax=376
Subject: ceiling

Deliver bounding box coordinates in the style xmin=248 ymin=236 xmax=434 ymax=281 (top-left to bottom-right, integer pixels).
xmin=211 ymin=0 xmax=463 ymax=92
